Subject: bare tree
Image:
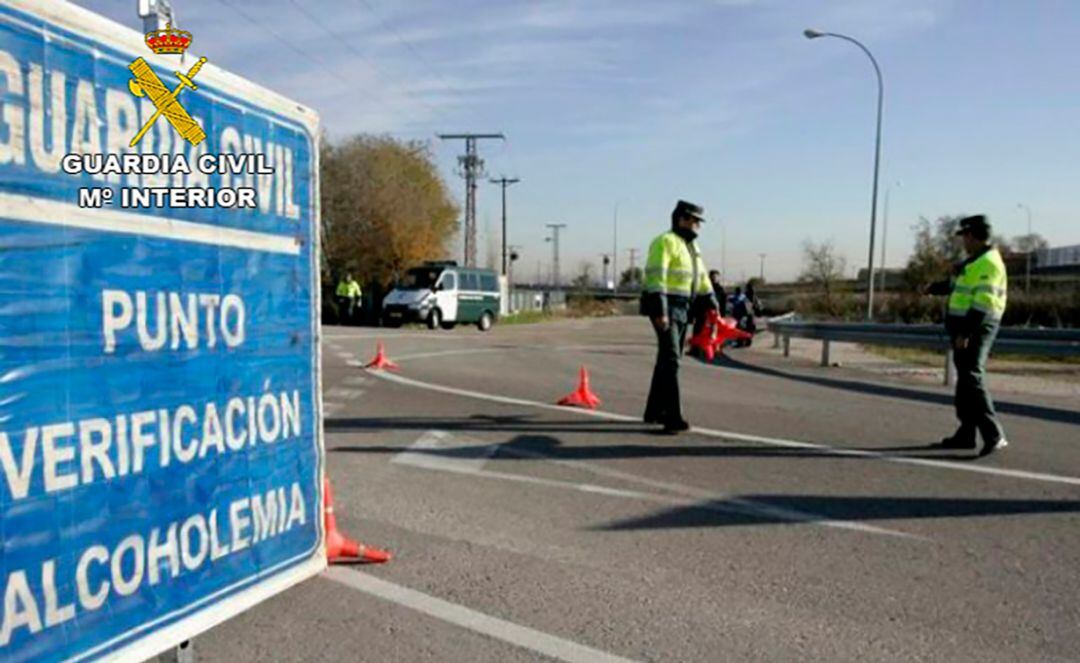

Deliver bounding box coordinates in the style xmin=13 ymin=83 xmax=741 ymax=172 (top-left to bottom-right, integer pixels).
xmin=619 ymin=266 xmax=643 ymax=290
xmin=571 ymin=261 xmax=595 ymax=291
xmin=799 ymin=239 xmax=847 ymax=303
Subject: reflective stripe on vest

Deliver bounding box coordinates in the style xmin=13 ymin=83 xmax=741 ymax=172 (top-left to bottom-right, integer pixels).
xmin=947 ymin=248 xmax=1007 ymax=320
xmin=643 ymin=231 xmax=711 ymax=297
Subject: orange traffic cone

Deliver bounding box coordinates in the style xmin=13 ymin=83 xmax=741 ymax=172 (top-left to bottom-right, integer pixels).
xmin=324 ymin=478 xmax=391 ymax=564
xmin=688 ymin=322 xmax=717 ymax=362
xmin=364 ymin=341 xmax=399 ymax=371
xmin=557 ymin=365 xmax=601 ymax=409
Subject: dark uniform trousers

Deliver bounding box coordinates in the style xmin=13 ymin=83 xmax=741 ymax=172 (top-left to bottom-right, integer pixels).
xmin=645 ymin=306 xmax=689 ymax=424
xmin=952 ymin=320 xmax=1005 ymax=444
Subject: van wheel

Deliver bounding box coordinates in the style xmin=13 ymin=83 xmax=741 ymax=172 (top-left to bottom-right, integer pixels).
xmin=428 ymin=308 xmax=442 ymax=330
xmin=477 ymin=311 xmax=494 ymax=332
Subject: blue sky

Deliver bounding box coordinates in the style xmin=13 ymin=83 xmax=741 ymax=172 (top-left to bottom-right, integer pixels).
xmin=76 ymin=0 xmax=1080 ymax=283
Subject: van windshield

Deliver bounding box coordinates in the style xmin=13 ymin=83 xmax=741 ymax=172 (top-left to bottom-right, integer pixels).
xmin=402 ymin=268 xmax=442 ymax=290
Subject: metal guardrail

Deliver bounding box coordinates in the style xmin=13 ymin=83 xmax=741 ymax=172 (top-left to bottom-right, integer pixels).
xmin=766 ymin=317 xmax=1080 ymax=385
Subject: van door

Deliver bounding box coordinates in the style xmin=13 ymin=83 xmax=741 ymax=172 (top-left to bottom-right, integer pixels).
xmin=436 ymin=271 xmax=458 ymax=321
xmin=479 ymin=272 xmax=500 ymax=320
xmin=457 ymin=271 xmax=481 ymax=322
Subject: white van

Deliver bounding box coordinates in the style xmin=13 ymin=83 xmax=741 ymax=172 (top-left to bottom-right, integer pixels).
xmin=382 ymin=262 xmax=501 ymax=331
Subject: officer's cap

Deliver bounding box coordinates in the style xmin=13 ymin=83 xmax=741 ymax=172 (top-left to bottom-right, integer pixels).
xmin=674 ymin=199 xmax=706 ymax=222
xmin=955 ymin=215 xmax=991 ymax=236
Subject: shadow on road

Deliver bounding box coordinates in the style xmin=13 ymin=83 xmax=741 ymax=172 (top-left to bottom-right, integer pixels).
xmin=717 ymin=354 xmax=1080 ymax=426
xmin=592 ymin=494 xmax=1080 ymax=530
xmin=328 ymin=426 xmax=980 ymax=462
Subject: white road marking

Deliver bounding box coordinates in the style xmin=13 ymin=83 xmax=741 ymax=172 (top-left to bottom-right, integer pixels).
xmin=389 ymin=440 xmax=919 ymax=540
xmin=372 ymin=345 xmax=653 ymax=363
xmin=324 ymin=567 xmax=641 ymax=663
xmin=326 ymin=388 xmax=365 ymax=400
xmin=370 ymin=370 xmax=1080 ymax=488
xmin=323 ymin=402 xmax=343 ymax=416
xmin=323 ymin=332 xmax=476 ymax=341
xmin=391 ymin=348 xmax=508 ymax=361
xmin=342 ymin=375 xmax=371 ymax=387
xmin=392 ymin=430 xmax=499 ymax=474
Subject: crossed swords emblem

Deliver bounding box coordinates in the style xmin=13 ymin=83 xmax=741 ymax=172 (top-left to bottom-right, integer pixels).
xmin=127 ymin=56 xmax=208 ymax=148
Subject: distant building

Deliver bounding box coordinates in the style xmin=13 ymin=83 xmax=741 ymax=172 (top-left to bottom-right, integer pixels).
xmin=1035 ymin=244 xmax=1080 ymax=275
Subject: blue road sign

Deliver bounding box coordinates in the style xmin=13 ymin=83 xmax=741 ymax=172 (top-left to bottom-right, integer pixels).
xmin=0 ymin=2 xmax=324 ymax=661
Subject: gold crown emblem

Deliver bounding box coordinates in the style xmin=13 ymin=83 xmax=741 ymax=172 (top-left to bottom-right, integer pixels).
xmin=144 ymin=23 xmax=192 ymax=55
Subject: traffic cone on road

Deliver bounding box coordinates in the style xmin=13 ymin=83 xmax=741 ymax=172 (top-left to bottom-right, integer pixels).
xmin=364 ymin=341 xmax=399 ymax=371
xmin=557 ymin=365 xmax=601 ymax=409
xmin=324 ymin=478 xmax=391 ymax=564
xmin=688 ymin=322 xmax=717 ymax=362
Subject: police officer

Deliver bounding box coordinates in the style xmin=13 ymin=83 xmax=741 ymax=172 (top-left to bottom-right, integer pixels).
xmin=335 ymin=273 xmax=362 ymax=324
xmin=926 ymin=215 xmax=1009 ymax=456
xmin=642 ymin=200 xmax=718 ymax=433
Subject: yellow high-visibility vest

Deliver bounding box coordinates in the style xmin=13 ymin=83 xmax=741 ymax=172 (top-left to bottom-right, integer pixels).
xmin=644 ymin=231 xmax=711 ymax=300
xmin=948 ymin=247 xmax=1007 ymax=320
xmin=336 ymin=280 xmax=361 ymax=298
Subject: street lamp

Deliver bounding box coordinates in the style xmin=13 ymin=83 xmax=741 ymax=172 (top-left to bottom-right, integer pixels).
xmin=1017 ymin=203 xmax=1033 ymax=293
xmin=805 ymin=27 xmax=884 ymax=320
xmin=879 ymin=180 xmax=902 ymax=294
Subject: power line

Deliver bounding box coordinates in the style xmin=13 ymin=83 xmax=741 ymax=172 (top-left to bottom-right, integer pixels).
xmin=354 ymin=0 xmax=463 ymax=102
xmin=285 ymin=0 xmax=451 ymax=125
xmin=214 ymin=0 xmax=437 ymax=130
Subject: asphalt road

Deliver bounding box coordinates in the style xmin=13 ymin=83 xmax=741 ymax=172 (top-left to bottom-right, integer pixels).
xmin=196 ymin=317 xmax=1080 ymax=662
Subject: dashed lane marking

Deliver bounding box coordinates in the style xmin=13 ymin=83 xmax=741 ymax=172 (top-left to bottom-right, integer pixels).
xmin=370 ymin=370 xmax=1080 ymax=488
xmin=387 ymin=432 xmax=920 ymax=540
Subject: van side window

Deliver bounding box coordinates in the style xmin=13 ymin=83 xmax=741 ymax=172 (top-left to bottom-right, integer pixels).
xmin=461 ymin=273 xmax=479 ymax=291
xmin=440 ymin=273 xmax=456 ymax=290
xmin=480 ymin=274 xmax=497 ymax=292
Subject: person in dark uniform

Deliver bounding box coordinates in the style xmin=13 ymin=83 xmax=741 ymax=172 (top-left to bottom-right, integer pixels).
xmin=924 ymin=215 xmax=1010 ymax=456
xmin=641 ymin=200 xmax=718 ymax=433
xmin=710 ymin=270 xmax=727 ymax=317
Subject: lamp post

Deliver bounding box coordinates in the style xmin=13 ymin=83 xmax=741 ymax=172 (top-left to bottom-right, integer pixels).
xmin=805 ymin=28 xmax=884 ymax=321
xmin=1017 ymin=203 xmax=1033 ymax=293
xmin=758 ymin=253 xmax=766 ymax=282
xmin=879 ymin=180 xmax=902 ymax=294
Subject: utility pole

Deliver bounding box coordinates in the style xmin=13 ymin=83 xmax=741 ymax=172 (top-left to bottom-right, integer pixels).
xmin=626 ymin=248 xmax=640 ymax=287
xmin=612 ymin=201 xmax=623 ymax=292
xmin=507 ymin=245 xmax=522 ymax=285
xmin=438 ymin=133 xmax=505 ymax=267
xmin=546 ymin=223 xmax=566 ymax=287
xmin=489 ymin=176 xmax=520 ymax=276
xmin=758 ymin=253 xmax=766 ymax=282
xmin=880 ymin=180 xmax=902 ymax=294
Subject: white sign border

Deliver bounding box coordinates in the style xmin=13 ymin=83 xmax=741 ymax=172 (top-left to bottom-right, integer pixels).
xmin=0 ymin=1 xmax=328 ymax=660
